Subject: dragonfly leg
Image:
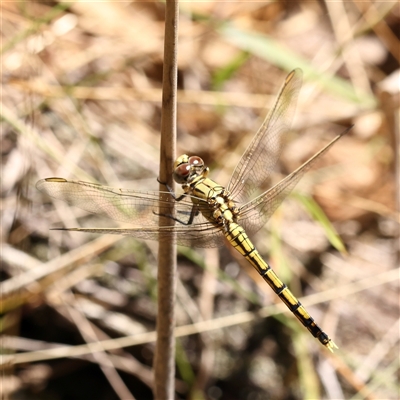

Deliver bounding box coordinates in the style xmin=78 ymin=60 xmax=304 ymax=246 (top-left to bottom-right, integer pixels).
xmin=153 ymin=205 xmax=199 ymax=226
xmin=157 ymin=177 xmax=187 ymax=201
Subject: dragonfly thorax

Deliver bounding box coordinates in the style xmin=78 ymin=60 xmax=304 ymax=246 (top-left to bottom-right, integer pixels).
xmin=173 ymin=154 xmax=209 ymax=184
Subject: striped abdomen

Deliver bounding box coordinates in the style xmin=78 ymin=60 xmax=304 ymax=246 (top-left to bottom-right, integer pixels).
xmin=224 ymin=222 xmax=336 ymax=351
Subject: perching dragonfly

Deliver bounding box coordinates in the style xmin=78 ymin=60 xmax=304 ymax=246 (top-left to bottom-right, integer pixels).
xmin=37 ymin=69 xmax=347 ymax=352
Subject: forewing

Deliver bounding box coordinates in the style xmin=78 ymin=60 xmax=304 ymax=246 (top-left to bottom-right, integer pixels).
xmin=36 ymin=178 xmax=225 ymax=247
xmin=227 ymin=69 xmax=302 ymax=204
xmin=238 ymin=132 xmax=345 ymax=236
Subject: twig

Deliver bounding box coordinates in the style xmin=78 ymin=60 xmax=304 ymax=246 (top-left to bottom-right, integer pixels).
xmin=4 ymin=266 xmax=399 ymax=367
xmin=59 ymin=292 xmax=136 ymax=400
xmin=154 ymin=1 xmax=179 ymax=399
xmin=0 ymin=237 xmax=122 ymax=313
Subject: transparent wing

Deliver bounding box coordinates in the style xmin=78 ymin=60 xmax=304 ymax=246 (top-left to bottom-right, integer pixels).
xmin=36 ymin=178 xmax=226 ymax=248
xmin=53 ymin=225 xmax=226 ymax=248
xmin=227 ymin=69 xmax=302 ymax=204
xmin=238 ymin=132 xmax=345 ymax=236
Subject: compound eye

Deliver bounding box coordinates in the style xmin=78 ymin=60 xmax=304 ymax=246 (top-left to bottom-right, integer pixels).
xmin=189 ymin=156 xmax=203 ymax=167
xmin=173 ymin=163 xmax=190 ymax=183
xmin=174 ymin=154 xmax=189 ymax=170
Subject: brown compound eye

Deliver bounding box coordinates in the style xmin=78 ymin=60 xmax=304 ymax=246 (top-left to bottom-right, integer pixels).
xmin=173 ymin=163 xmax=190 ymax=183
xmin=188 ymin=156 xmax=204 ymax=167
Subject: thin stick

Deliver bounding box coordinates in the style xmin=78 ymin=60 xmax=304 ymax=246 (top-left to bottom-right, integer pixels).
xmin=154 ymin=1 xmax=178 ymax=399
xmin=4 ymin=266 xmax=399 ymax=366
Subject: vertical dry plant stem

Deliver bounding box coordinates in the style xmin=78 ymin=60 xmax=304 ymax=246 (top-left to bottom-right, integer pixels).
xmin=154 ymin=1 xmax=179 ymax=399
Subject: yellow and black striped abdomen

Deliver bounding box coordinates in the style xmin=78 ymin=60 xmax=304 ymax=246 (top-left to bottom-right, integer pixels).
xmin=225 ymin=222 xmax=337 ymax=352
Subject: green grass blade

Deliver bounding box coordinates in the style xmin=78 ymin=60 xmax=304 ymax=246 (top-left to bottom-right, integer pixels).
xmin=295 ymin=193 xmax=347 ymax=254
xmin=219 ymin=24 xmax=377 ymax=108
xmin=212 ymin=51 xmax=250 ymax=90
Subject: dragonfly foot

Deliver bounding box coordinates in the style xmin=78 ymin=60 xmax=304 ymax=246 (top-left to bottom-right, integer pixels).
xmin=157 ymin=177 xmax=182 ymax=199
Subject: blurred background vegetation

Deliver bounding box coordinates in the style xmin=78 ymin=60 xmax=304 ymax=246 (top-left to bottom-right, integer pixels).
xmin=1 ymin=1 xmax=399 ymax=399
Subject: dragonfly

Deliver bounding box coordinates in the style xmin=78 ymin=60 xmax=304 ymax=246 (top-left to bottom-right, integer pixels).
xmin=37 ymin=69 xmax=348 ymax=352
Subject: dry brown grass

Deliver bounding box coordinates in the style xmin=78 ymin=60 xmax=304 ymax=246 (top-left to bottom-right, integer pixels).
xmin=1 ymin=2 xmax=399 ymax=399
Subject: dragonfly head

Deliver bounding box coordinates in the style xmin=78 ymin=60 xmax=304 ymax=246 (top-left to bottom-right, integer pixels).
xmin=173 ymin=154 xmax=207 ymax=184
